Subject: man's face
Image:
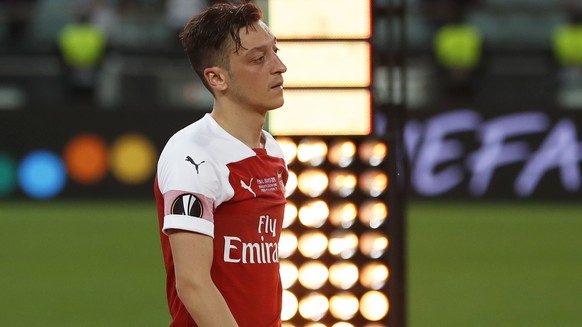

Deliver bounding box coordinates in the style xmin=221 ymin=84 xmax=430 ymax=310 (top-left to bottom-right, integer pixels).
xmin=226 ymin=21 xmax=287 ymax=113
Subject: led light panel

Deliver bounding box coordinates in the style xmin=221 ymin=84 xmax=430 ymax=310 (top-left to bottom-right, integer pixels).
xmin=268 ymin=89 xmax=372 ymax=136
xmin=278 ymin=41 xmax=371 ymax=87
xmin=269 ymin=0 xmax=372 ymax=39
xmin=278 ymin=136 xmax=393 ymax=325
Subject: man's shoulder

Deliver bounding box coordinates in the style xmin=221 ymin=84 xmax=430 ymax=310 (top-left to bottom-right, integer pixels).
xmin=169 ymin=114 xmax=210 ymax=140
xmin=162 ymin=116 xmax=212 ymax=153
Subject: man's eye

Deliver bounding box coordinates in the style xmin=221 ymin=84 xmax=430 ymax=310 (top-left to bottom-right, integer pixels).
xmin=254 ymin=55 xmax=265 ymax=62
xmin=273 ymin=47 xmax=280 ymax=54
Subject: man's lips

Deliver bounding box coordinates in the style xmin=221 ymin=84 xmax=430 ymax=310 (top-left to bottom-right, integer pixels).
xmin=271 ymin=81 xmax=284 ymax=89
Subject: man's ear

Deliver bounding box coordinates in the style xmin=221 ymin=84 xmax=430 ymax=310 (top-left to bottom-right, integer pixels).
xmin=204 ymin=67 xmax=228 ymax=92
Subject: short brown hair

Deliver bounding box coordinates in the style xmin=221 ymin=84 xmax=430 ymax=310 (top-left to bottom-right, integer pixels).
xmin=179 ymin=2 xmax=263 ymax=92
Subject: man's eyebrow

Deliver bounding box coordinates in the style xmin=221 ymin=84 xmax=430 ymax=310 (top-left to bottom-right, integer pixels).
xmin=244 ymin=37 xmax=278 ymax=55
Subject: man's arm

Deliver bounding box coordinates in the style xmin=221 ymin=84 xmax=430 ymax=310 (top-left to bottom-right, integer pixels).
xmin=168 ymin=230 xmax=239 ymax=327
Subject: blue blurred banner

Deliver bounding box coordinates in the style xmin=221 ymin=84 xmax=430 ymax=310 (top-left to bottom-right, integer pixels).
xmin=406 ymin=109 xmax=582 ymax=200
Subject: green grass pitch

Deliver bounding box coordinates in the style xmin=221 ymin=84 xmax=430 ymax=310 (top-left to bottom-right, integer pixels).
xmin=408 ymin=201 xmax=582 ymax=327
xmin=0 ymin=200 xmax=169 ymax=327
xmin=0 ymin=200 xmax=581 ymax=326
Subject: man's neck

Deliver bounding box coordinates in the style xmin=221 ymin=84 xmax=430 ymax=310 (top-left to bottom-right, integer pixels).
xmin=210 ymin=104 xmax=267 ymax=149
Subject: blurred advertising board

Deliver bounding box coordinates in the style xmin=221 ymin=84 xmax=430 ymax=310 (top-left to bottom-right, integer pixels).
xmin=404 ymin=109 xmax=582 ymax=200
xmin=1 ymin=108 xmax=581 ymax=200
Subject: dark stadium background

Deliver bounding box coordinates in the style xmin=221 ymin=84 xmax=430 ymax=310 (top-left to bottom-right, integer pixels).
xmin=1 ymin=0 xmax=582 ymax=326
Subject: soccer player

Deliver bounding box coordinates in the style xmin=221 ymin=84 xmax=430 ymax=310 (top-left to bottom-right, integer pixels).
xmin=154 ymin=2 xmax=288 ymax=327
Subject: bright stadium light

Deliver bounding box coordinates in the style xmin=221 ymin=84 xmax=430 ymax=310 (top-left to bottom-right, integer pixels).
xmin=360 ymin=262 xmax=389 ymax=290
xmin=297 ymin=138 xmax=328 ymax=166
xmin=328 ymin=139 xmax=357 ymax=168
xmin=270 ymin=0 xmax=406 ymax=325
xmin=328 ymin=261 xmax=359 ymax=290
xmin=274 ymin=133 xmax=406 ymax=326
xmin=305 ymin=324 xmax=326 ymax=327
xmin=332 ymin=323 xmax=356 ymax=327
xmin=280 ymin=260 xmax=299 ymax=289
xmin=360 ymin=231 xmax=389 ymax=259
xmin=277 ymin=136 xmax=400 ymax=326
xmin=298 ymin=261 xmax=329 ymax=290
xmin=329 ymin=201 xmax=358 ymax=228
xmin=268 ymin=89 xmax=372 ymax=136
xmin=359 ymin=200 xmax=388 ymax=229
xmin=282 ymin=290 xmax=299 ymax=321
xmin=328 ymin=170 xmax=358 ymax=197
xmin=277 ymin=41 xmax=371 ymax=88
xmin=285 ymin=171 xmax=298 ymax=197
xmin=298 ymin=292 xmax=329 ymax=321
xmin=277 ymin=136 xmax=298 ymax=164
xmin=279 ymin=230 xmax=298 ymax=259
xmin=297 ymin=168 xmax=328 ymax=197
xmin=359 ymin=139 xmax=388 ymax=167
xmin=328 ymin=230 xmax=359 ymax=259
xmin=360 ymin=291 xmax=389 ymax=321
xmin=268 ymin=0 xmax=371 ymax=39
xmin=329 ymin=292 xmax=359 ymax=320
xmin=283 ymin=202 xmax=298 ymax=228
xmin=298 ymin=199 xmax=329 ymax=228
xmin=359 ymin=169 xmax=389 ymax=197
xmin=297 ymin=230 xmax=328 ymax=259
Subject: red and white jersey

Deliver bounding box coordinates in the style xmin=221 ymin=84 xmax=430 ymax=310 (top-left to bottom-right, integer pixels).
xmin=154 ymin=114 xmax=288 ymax=327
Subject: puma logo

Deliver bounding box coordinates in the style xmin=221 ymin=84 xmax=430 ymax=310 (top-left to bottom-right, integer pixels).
xmin=185 ymin=156 xmax=205 ymax=174
xmin=240 ymin=178 xmax=256 ymax=197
